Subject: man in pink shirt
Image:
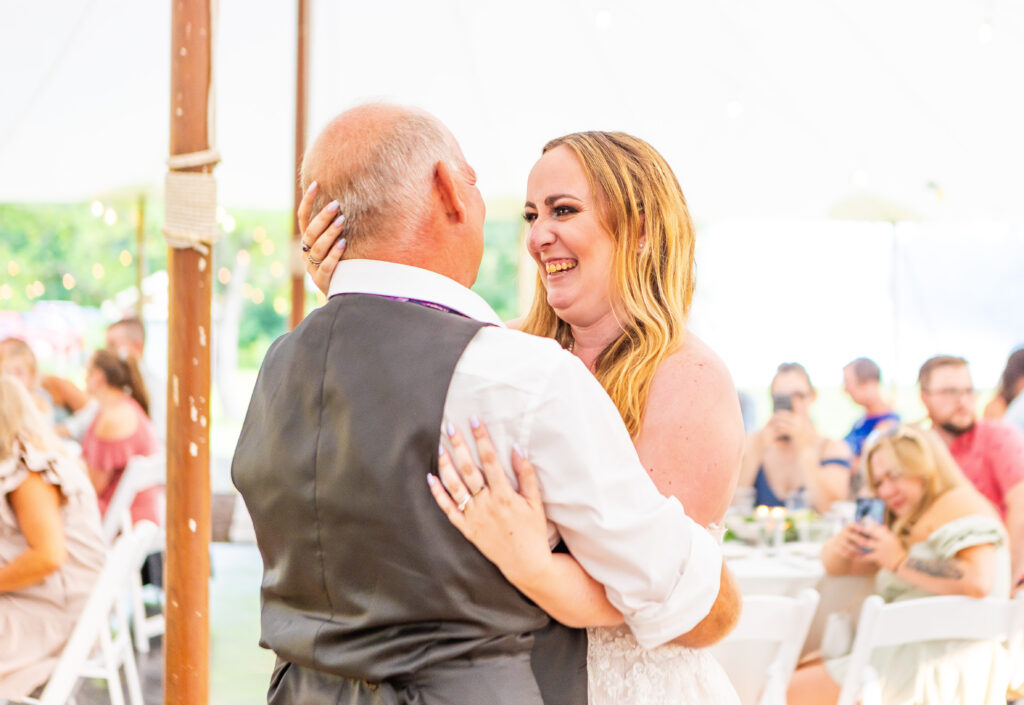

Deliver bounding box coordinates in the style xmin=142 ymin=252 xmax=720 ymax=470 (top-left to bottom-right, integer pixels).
xmin=919 ymin=355 xmax=1024 ymax=592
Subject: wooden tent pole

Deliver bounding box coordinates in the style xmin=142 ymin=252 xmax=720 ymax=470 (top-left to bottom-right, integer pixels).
xmin=289 ymin=0 xmax=309 ymax=330
xmin=166 ymin=1 xmax=214 ymax=702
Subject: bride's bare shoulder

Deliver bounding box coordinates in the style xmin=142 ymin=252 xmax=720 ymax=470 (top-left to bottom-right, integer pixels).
xmin=505 ymin=316 xmax=526 ymax=331
xmin=653 ymin=332 xmax=735 ymax=398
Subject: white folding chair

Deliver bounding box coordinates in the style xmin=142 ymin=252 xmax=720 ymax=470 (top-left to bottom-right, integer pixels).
xmin=709 ymin=587 xmax=820 ymax=705
xmin=101 ymin=454 xmax=165 ymax=546
xmin=100 ymin=453 xmax=167 ymax=653
xmin=18 ymin=521 xmax=158 ymax=705
xmin=837 ymin=593 xmax=1024 ymax=705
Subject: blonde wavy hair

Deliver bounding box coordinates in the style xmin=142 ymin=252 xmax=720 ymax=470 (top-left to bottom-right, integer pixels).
xmin=0 ymin=375 xmax=62 ymax=465
xmin=520 ymin=132 xmax=696 ymax=437
xmin=863 ymin=424 xmax=969 ymax=539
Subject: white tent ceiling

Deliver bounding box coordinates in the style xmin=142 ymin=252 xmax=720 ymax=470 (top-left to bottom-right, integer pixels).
xmin=2 ymin=0 xmax=1022 ymax=223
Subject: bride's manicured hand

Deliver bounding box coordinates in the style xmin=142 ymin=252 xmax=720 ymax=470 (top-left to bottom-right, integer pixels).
xmin=298 ymin=181 xmax=347 ymax=294
xmin=428 ymin=418 xmax=553 ymax=585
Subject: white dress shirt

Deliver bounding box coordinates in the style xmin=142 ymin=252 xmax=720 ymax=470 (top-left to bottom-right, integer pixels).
xmin=328 ymin=259 xmax=723 ymax=649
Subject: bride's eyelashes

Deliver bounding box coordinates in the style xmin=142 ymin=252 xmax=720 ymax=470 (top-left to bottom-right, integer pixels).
xmin=522 ymin=203 xmax=580 ymax=224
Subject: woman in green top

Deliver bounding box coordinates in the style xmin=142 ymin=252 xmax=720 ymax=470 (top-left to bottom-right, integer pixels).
xmin=788 ymin=424 xmax=1011 ymax=705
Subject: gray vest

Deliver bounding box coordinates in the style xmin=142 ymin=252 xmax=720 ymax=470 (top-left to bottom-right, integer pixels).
xmin=232 ymin=294 xmax=586 ymax=705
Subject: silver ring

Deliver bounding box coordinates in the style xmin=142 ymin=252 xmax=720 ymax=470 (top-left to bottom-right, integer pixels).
xmin=457 ymin=495 xmax=472 ymax=512
xmin=307 ymin=253 xmax=323 ymax=267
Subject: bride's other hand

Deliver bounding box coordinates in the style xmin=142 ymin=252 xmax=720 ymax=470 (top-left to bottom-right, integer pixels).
xmin=298 ymin=181 xmax=347 ymax=294
xmin=429 ymin=419 xmax=554 ymax=585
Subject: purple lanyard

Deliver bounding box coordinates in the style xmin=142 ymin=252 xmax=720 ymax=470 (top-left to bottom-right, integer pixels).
xmin=336 ymin=292 xmax=468 ymax=318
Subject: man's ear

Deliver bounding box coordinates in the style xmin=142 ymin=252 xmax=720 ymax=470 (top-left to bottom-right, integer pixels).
xmin=434 ymin=160 xmax=467 ymax=224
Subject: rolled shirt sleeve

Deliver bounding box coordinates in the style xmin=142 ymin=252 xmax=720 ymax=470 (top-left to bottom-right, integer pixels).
xmin=523 ymin=351 xmax=723 ymax=649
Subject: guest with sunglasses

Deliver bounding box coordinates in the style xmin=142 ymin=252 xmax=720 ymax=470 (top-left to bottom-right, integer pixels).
xmin=788 ymin=424 xmax=1011 ymax=705
xmin=918 ymin=355 xmax=1024 ymax=594
xmin=737 ymin=362 xmax=852 ymax=514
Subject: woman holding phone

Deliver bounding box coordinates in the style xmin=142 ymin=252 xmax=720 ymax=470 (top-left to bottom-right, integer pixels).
xmin=736 ymin=362 xmax=852 ymax=513
xmin=787 ymin=424 xmax=1011 ymax=705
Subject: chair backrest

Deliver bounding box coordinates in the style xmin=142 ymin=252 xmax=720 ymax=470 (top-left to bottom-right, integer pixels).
xmin=101 ymin=453 xmax=166 ymax=544
xmin=710 ymin=587 xmax=820 ymax=705
xmin=836 ymin=593 xmax=1024 ymax=705
xmin=34 ymin=521 xmax=159 ymax=705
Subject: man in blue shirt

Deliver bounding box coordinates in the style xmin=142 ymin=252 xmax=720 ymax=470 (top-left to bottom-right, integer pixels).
xmin=843 ymin=357 xmax=900 ymax=458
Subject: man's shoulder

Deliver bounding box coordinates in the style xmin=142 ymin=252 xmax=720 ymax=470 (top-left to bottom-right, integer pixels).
xmin=976 ymin=418 xmax=1024 ymax=448
xmin=453 ymin=327 xmax=599 ymax=402
xmin=461 ymin=326 xmax=574 ymax=370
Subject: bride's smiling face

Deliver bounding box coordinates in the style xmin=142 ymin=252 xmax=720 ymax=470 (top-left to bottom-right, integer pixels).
xmin=524 ymin=145 xmax=618 ymax=328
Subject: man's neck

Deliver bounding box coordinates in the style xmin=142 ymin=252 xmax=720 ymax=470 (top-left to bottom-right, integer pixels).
xmin=862 ymin=397 xmax=892 ymax=417
xmin=359 ymin=240 xmax=476 ymax=290
xmin=931 ymin=418 xmax=976 ymax=446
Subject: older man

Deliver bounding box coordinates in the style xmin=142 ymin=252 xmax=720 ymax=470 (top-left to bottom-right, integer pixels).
xmin=231 ymin=104 xmax=737 ymax=705
xmin=919 ymin=355 xmax=1024 ymax=591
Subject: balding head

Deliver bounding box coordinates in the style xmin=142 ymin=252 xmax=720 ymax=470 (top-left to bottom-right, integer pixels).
xmin=301 ymin=104 xmax=467 ymax=254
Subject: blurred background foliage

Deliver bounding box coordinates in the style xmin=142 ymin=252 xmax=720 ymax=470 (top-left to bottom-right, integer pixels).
xmin=1 ymin=199 xmax=525 ymax=368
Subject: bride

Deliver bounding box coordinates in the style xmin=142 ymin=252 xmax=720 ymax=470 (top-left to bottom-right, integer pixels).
xmin=301 ymin=130 xmax=744 ymax=704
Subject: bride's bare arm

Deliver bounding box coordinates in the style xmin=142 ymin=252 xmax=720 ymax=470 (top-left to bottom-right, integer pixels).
xmin=429 ymin=421 xmax=623 ymax=628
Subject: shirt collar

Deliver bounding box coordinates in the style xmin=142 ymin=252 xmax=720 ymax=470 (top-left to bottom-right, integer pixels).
xmin=327 ymin=259 xmax=505 ymax=327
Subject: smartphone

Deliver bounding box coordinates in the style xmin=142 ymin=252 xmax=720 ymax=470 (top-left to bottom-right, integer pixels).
xmin=855 ymin=497 xmax=886 ymax=526
xmin=853 ymin=497 xmax=886 ymax=553
xmin=772 ymin=393 xmax=793 ymax=413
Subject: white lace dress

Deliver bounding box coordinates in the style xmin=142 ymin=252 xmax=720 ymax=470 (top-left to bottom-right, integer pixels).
xmin=587 ymin=626 xmax=740 ymax=705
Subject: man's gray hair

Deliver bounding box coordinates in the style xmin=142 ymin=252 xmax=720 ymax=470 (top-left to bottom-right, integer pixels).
xmin=302 ymin=105 xmax=465 ymax=247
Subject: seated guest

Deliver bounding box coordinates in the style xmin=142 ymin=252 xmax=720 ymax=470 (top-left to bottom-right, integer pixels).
xmin=787 ymin=425 xmax=1011 ymax=705
xmin=106 ymin=317 xmax=165 ymax=446
xmin=0 ymin=337 xmax=55 ymax=423
xmin=842 ymin=357 xmax=899 ymax=458
xmin=0 ymin=377 xmax=105 ymax=700
xmin=81 ymin=349 xmax=161 ymax=526
xmin=918 ymin=354 xmax=1024 ymax=592
xmin=986 ymin=348 xmax=1024 ymax=435
xmin=738 ymin=362 xmax=852 ymax=513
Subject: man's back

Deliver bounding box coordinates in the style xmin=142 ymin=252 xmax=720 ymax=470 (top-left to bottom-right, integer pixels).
xmin=232 ymin=295 xmax=570 ymax=704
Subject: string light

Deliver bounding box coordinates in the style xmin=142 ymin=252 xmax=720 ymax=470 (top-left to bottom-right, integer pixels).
xmin=7 ymin=261 xmax=19 ymax=276
xmin=252 ymin=288 xmax=265 ymax=304
xmin=217 ymin=267 xmax=232 ymax=284
xmin=273 ymin=296 xmax=288 ymax=315
xmin=261 ymin=239 xmax=275 ymax=256
xmin=104 ymin=208 xmax=117 ymax=226
xmin=0 ymin=284 xmax=12 ymax=300
xmin=241 ymin=283 xmax=253 ymax=299
xmin=222 ymin=214 xmax=236 ymax=233
xmin=253 ymin=226 xmax=267 ymax=243
xmin=62 ymin=273 xmax=76 ymax=290
xmin=92 ymin=263 xmax=105 ymax=279
xmin=91 ymin=200 xmax=104 ymax=217
xmin=236 ymin=250 xmax=251 ymax=266
xmin=269 ymin=262 xmax=285 ymax=278
xmin=119 ymin=250 xmax=133 ymax=266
